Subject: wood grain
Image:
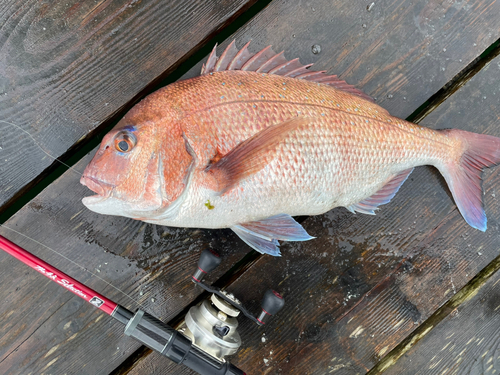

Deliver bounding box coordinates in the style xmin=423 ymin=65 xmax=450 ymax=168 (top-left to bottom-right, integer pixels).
xmin=0 ymin=0 xmax=257 ymax=212
xmin=214 ymin=50 xmax=500 ymax=375
xmin=2 ymin=0 xmax=500 ymax=374
xmin=216 ymin=49 xmax=500 ymax=375
xmin=382 ymin=263 xmax=500 ymax=375
xmin=182 ymin=0 xmax=500 ymax=120
xmin=124 ymin=5 xmax=500 ymax=374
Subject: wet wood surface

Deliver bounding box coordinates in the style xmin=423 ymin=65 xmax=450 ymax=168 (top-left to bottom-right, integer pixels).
xmin=0 ymin=0 xmax=257 ymax=212
xmin=1 ymin=0 xmax=500 ymax=374
xmin=212 ymin=48 xmax=500 ymax=375
xmin=383 ymin=263 xmax=500 ymax=375
xmin=182 ymin=0 xmax=500 ymax=119
xmin=123 ymin=1 xmax=500 ymax=375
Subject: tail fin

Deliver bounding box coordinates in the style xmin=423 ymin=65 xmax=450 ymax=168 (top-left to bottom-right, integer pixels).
xmin=439 ymin=129 xmax=500 ymax=231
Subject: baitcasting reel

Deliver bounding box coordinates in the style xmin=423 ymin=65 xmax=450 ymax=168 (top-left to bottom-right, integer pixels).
xmin=178 ymin=249 xmax=286 ymax=361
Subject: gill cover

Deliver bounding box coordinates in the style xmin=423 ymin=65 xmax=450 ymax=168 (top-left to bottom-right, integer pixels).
xmin=81 ymin=111 xmax=194 ymax=220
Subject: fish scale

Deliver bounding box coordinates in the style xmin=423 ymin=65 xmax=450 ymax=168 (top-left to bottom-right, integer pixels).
xmin=81 ymin=42 xmax=500 ymax=256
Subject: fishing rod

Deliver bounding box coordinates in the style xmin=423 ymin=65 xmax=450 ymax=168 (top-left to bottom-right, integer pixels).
xmin=0 ymin=235 xmax=285 ymax=374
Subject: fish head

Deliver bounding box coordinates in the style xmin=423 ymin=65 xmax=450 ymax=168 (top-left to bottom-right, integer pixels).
xmin=81 ymin=97 xmax=194 ymax=220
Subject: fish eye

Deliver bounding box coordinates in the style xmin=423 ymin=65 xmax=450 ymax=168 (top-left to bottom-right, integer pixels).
xmin=114 ymin=131 xmax=136 ymax=153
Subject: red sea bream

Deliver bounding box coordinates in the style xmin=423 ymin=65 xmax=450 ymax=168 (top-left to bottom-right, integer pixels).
xmin=80 ymin=41 xmax=500 ymax=256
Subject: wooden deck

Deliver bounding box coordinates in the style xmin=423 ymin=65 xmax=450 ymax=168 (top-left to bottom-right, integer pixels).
xmin=1 ymin=1 xmax=500 ymax=374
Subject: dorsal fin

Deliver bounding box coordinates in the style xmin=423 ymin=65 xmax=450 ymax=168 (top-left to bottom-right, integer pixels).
xmin=201 ymin=40 xmax=374 ymax=103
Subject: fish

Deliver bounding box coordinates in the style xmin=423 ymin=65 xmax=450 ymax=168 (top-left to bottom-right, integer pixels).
xmin=80 ymin=40 xmax=500 ymax=256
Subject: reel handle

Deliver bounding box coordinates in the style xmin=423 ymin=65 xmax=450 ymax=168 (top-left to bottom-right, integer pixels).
xmin=257 ymin=290 xmax=285 ymax=324
xmin=192 ymin=248 xmax=221 ymax=282
xmin=192 ymin=250 xmax=286 ymax=326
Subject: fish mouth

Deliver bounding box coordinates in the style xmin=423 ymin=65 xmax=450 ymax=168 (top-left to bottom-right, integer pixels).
xmin=80 ymin=176 xmax=115 ymax=198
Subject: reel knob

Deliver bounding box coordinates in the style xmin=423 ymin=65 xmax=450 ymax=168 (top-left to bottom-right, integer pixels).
xmin=192 ymin=249 xmax=221 ymax=283
xmin=257 ymin=290 xmax=285 ymax=325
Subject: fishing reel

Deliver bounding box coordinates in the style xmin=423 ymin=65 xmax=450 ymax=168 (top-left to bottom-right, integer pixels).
xmin=178 ymin=249 xmax=286 ymax=361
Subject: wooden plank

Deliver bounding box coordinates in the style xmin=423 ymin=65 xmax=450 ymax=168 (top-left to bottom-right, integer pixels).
xmin=0 ymin=0 xmax=257 ymax=212
xmin=122 ymin=3 xmax=500 ymax=374
xmin=2 ymin=1 xmax=500 ymax=374
xmin=382 ymin=262 xmax=500 ymax=375
xmin=182 ymin=0 xmax=500 ymax=120
xmin=0 ymin=154 xmax=251 ymax=374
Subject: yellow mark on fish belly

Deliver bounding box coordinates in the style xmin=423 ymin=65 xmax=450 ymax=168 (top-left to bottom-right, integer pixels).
xmin=205 ymin=200 xmax=215 ymax=210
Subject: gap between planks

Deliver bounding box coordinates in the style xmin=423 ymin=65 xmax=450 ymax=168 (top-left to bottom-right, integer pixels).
xmin=368 ymin=253 xmax=500 ymax=374
xmin=366 ymin=36 xmax=500 ymax=374
xmin=110 ymin=250 xmax=263 ymax=375
xmin=109 ymin=35 xmax=500 ymax=374
xmin=407 ymin=38 xmax=500 ymax=124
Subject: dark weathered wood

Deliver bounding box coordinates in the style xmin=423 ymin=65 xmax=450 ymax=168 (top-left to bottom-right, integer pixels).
xmin=0 ymin=154 xmax=251 ymax=374
xmin=219 ymin=50 xmax=500 ymax=375
xmin=124 ymin=18 xmax=500 ymax=375
xmin=382 ymin=261 xmax=500 ymax=375
xmin=3 ymin=0 xmax=500 ymax=374
xmin=183 ymin=0 xmax=500 ymax=120
xmin=0 ymin=0 xmax=257 ymax=212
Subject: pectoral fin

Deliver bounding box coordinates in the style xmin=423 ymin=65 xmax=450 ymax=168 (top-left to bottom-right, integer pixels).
xmin=231 ymin=214 xmax=314 ymax=256
xmin=206 ymin=117 xmax=308 ymax=193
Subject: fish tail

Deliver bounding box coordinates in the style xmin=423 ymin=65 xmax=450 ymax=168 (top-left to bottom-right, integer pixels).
xmin=438 ymin=129 xmax=500 ymax=231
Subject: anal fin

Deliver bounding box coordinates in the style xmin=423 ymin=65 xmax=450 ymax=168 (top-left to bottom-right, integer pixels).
xmin=231 ymin=214 xmax=314 ymax=256
xmin=348 ymin=168 xmax=413 ymax=215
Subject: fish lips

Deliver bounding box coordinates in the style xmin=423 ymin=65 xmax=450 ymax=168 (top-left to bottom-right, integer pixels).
xmin=80 ymin=175 xmax=115 ymax=200
xmin=80 ymin=178 xmax=160 ymax=218
xmin=80 ymin=175 xmax=157 ymax=217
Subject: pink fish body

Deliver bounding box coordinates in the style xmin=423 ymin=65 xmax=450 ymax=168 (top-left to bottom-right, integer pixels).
xmin=81 ymin=41 xmax=500 ymax=255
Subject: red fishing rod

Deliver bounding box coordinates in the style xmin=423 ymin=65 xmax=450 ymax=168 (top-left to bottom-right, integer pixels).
xmin=0 ymin=235 xmax=245 ymax=375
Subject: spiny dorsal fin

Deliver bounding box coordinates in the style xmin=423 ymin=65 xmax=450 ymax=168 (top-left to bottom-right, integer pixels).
xmin=201 ymin=40 xmax=374 ymax=103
